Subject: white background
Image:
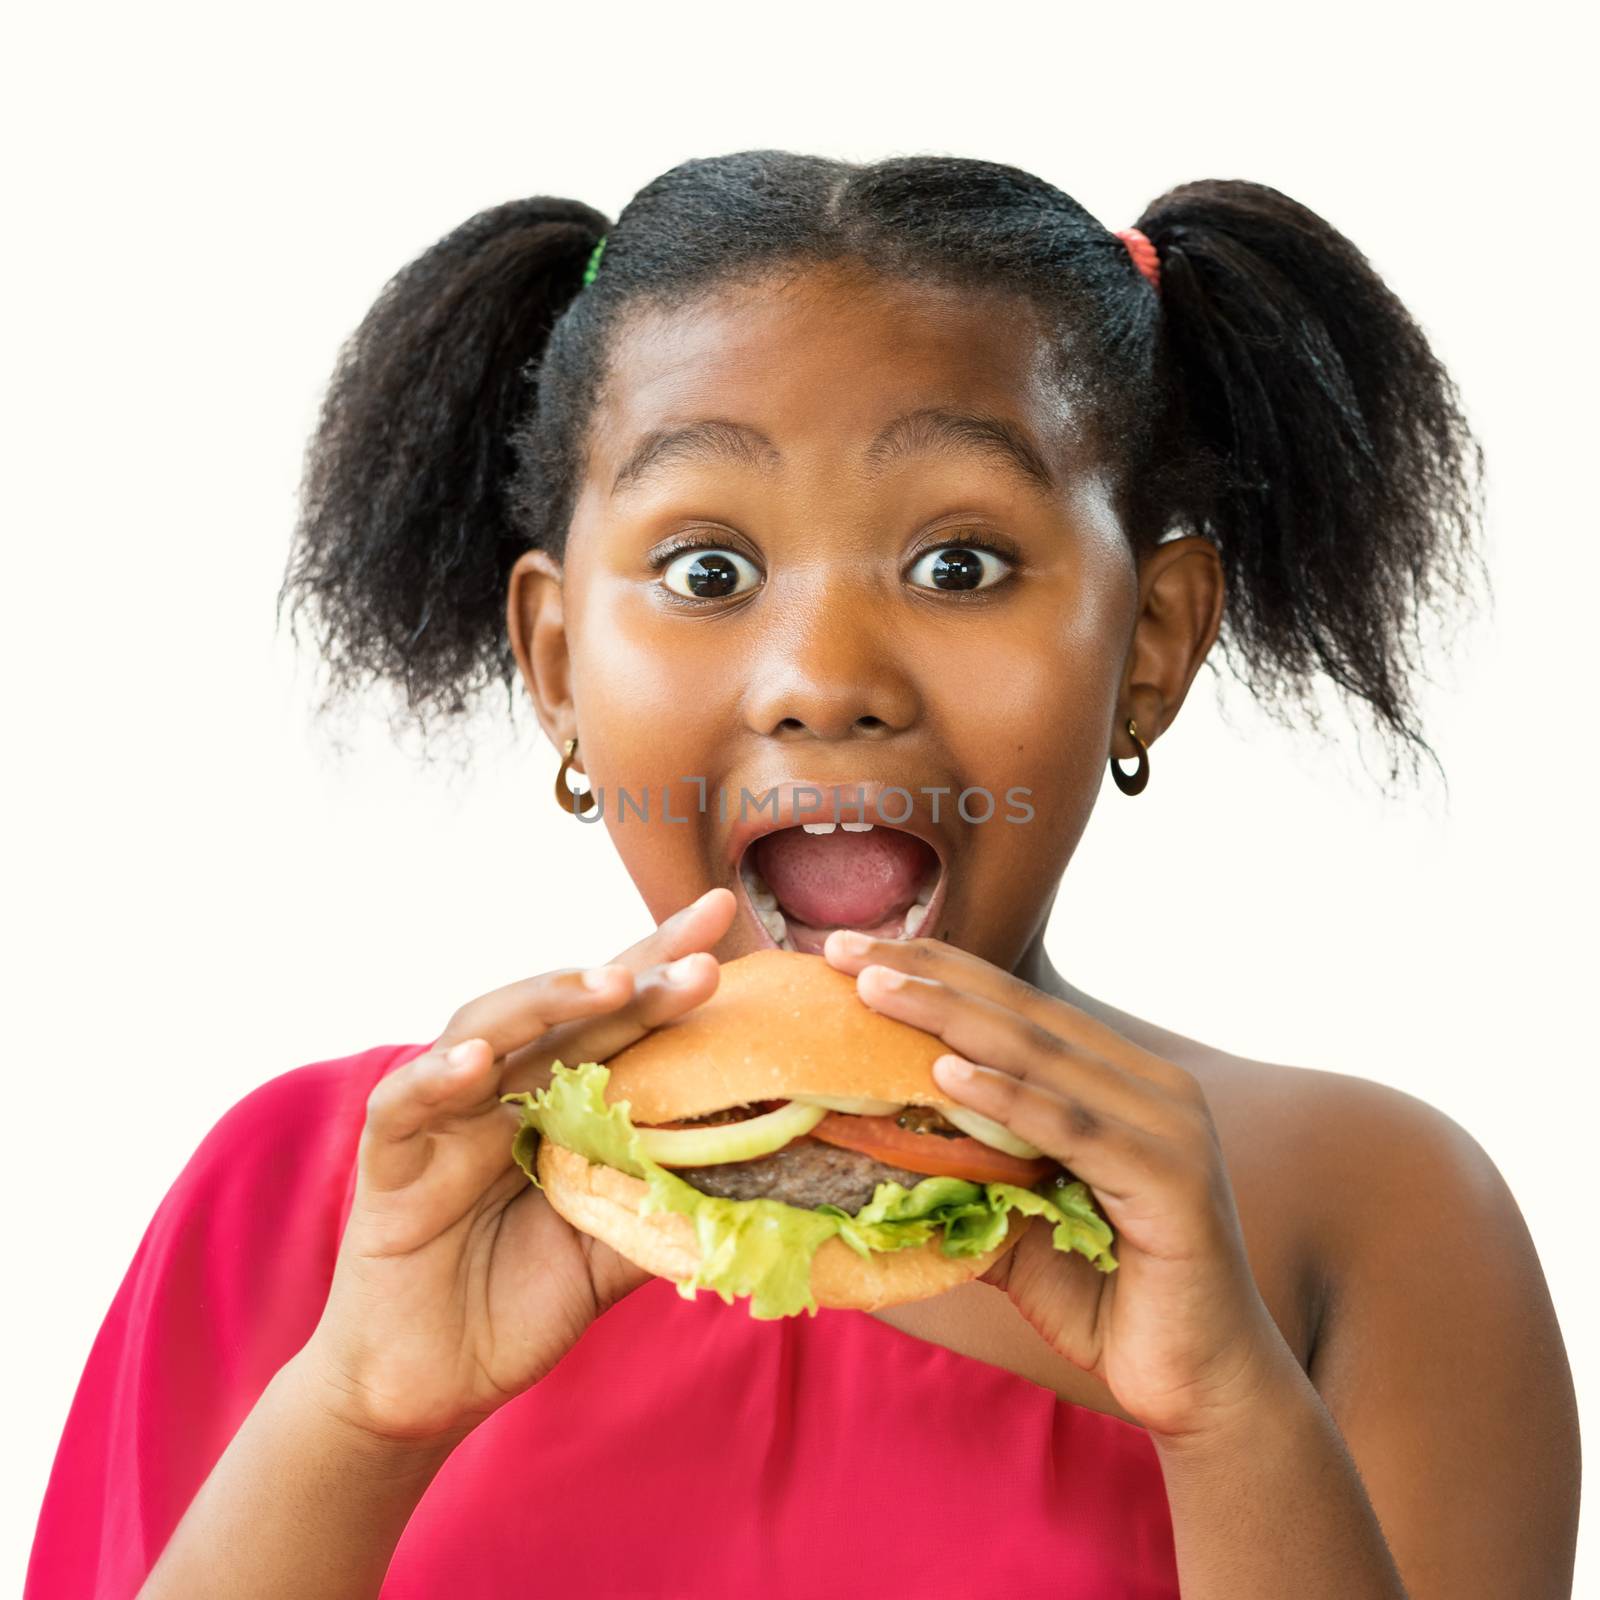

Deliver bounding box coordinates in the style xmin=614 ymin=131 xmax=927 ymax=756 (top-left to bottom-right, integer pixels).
xmin=4 ymin=3 xmax=1594 ymax=1591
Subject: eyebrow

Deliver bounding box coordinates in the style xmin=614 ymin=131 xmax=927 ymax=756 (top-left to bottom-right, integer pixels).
xmin=609 ymin=406 xmax=1060 ymax=500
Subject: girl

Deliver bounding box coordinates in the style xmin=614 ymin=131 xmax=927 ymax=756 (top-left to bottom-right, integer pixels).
xmin=27 ymin=151 xmax=1579 ymax=1599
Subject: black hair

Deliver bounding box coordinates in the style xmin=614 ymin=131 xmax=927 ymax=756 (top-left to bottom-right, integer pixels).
xmin=278 ymin=151 xmax=1487 ymax=789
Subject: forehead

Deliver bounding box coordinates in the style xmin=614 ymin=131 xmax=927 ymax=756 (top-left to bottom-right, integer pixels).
xmin=585 ymin=261 xmax=1082 ymax=484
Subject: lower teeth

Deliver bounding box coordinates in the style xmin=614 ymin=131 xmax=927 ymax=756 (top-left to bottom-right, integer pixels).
xmin=740 ymin=866 xmax=793 ymax=947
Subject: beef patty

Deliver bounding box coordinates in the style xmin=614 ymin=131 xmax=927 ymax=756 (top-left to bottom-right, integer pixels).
xmin=671 ymin=1135 xmax=930 ymax=1213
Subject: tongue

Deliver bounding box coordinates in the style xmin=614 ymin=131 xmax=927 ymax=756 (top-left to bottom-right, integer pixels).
xmin=750 ymin=827 xmax=934 ymax=929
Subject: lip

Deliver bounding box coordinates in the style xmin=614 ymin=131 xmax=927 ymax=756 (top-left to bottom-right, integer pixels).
xmin=725 ymin=779 xmax=952 ymax=951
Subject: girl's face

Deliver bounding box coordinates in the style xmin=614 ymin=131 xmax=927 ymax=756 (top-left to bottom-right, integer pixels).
xmin=511 ymin=260 xmax=1220 ymax=976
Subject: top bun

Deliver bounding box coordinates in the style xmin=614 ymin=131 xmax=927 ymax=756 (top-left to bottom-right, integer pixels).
xmin=599 ymin=948 xmax=959 ymax=1125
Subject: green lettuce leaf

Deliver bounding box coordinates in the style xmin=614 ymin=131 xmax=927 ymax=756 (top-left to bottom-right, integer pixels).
xmin=504 ymin=1060 xmax=1117 ymax=1321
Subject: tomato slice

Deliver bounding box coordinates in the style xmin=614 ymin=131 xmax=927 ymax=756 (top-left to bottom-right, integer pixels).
xmin=809 ymin=1111 xmax=1058 ymax=1188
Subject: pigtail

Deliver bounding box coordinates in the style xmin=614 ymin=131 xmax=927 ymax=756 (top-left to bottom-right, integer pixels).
xmin=1135 ymin=179 xmax=1488 ymax=786
xmin=277 ymin=196 xmax=609 ymax=749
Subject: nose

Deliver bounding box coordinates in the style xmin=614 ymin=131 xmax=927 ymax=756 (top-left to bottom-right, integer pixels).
xmin=742 ymin=591 xmax=921 ymax=742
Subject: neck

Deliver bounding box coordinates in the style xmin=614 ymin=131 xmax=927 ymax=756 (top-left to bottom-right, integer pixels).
xmin=1010 ymin=914 xmax=1217 ymax=1079
xmin=1012 ymin=921 xmax=1103 ymax=1017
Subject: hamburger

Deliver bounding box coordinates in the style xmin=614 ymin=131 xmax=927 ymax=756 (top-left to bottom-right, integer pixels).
xmin=503 ymin=948 xmax=1117 ymax=1319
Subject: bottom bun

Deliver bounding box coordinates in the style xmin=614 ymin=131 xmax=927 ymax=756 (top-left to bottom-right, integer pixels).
xmin=537 ymin=1138 xmax=1025 ymax=1313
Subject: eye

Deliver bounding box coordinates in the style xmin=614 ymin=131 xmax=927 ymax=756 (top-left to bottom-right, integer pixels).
xmin=659 ymin=545 xmax=761 ymax=601
xmin=906 ymin=541 xmax=1014 ymax=594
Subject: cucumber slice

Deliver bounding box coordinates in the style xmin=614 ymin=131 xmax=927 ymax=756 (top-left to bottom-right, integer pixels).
xmin=635 ymin=1099 xmax=828 ymax=1166
xmin=788 ymin=1093 xmax=902 ymax=1116
xmin=942 ymin=1104 xmax=1046 ymax=1159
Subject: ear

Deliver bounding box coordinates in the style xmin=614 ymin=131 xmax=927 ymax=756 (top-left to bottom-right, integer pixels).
xmin=1114 ymin=535 xmax=1225 ymax=758
xmin=506 ymin=548 xmax=576 ymax=757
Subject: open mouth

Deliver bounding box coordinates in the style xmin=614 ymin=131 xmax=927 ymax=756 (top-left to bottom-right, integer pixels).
xmin=736 ymin=822 xmax=946 ymax=955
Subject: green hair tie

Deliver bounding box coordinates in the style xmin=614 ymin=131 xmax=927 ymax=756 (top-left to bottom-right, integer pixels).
xmin=582 ymin=235 xmax=607 ymax=287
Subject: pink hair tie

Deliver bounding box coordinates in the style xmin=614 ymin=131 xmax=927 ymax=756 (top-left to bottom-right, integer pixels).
xmin=1115 ymin=227 xmax=1161 ymax=292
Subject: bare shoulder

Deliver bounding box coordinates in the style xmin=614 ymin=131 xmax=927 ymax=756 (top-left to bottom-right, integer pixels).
xmin=1088 ymin=985 xmax=1510 ymax=1209
xmin=1075 ymin=990 xmax=1509 ymax=1229
xmin=1196 ymin=1055 xmax=1577 ymax=1589
xmin=1195 ymin=1049 xmax=1519 ymax=1252
xmin=1201 ymin=1051 xmax=1496 ymax=1180
xmin=1132 ymin=1027 xmax=1526 ymax=1296
xmin=1085 ymin=995 xmax=1549 ymax=1355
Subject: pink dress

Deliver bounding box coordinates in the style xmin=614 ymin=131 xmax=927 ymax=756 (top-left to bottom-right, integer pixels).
xmin=26 ymin=1043 xmax=1180 ymax=1599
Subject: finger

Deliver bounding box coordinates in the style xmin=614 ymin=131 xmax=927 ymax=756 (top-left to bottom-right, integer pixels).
xmin=436 ymin=963 xmax=639 ymax=1062
xmin=361 ymin=1036 xmax=504 ymax=1191
xmin=493 ymin=887 xmax=736 ymax=1093
xmin=854 ymin=964 xmax=1164 ymax=1131
xmin=606 ymin=886 xmax=739 ymax=975
xmin=930 ymin=1051 xmax=1173 ymax=1206
xmin=434 ymin=888 xmax=734 ymax=1065
xmin=500 ymin=949 xmax=722 ymax=1096
xmin=823 ymin=930 xmax=1184 ymax=1090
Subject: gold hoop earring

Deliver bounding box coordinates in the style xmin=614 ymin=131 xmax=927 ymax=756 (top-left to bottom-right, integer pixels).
xmin=1110 ymin=717 xmax=1149 ymax=796
xmin=554 ymin=736 xmax=596 ymax=816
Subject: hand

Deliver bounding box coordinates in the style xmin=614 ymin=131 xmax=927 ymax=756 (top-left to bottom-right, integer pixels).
xmin=824 ymin=931 xmax=1294 ymax=1442
xmin=296 ymin=887 xmax=738 ymax=1448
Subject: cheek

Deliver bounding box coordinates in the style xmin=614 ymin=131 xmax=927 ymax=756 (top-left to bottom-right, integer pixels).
xmin=929 ymin=600 xmax=1124 ymax=781
xmin=921 ymin=594 xmax=1124 ymax=927
xmin=564 ymin=584 xmax=734 ymax=915
xmin=568 ymin=583 xmax=731 ymax=785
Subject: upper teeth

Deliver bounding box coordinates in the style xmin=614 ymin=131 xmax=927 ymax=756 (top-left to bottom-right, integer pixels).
xmin=841 ymin=821 xmax=873 ymax=832
xmin=800 ymin=821 xmax=876 ymax=834
xmin=801 ymin=822 xmax=835 ymax=834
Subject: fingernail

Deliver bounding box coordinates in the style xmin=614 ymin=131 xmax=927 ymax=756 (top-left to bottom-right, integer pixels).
xmin=669 ymin=889 xmax=715 ymax=925
xmin=665 ymin=954 xmax=701 ymax=986
xmin=445 ymin=1040 xmax=479 ymax=1072
xmin=832 ymin=930 xmax=870 ymax=956
xmin=582 ymin=965 xmax=619 ymax=991
xmin=933 ymin=1054 xmax=976 ymax=1086
xmin=868 ymin=963 xmax=906 ymax=989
